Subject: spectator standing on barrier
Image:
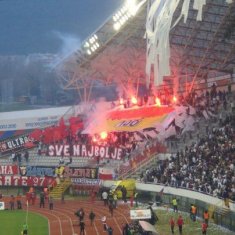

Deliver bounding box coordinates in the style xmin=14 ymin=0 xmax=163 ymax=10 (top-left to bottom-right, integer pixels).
xmin=172 ymin=198 xmax=178 ymax=212
xmin=203 ymin=210 xmax=209 ymax=225
xmin=79 ymin=220 xmax=85 ymax=235
xmin=89 ymin=210 xmax=96 ymax=226
xmin=169 ymin=217 xmax=175 ymax=234
xmin=102 ymin=190 xmax=108 ymax=206
xmin=177 ymin=215 xmax=184 ymax=235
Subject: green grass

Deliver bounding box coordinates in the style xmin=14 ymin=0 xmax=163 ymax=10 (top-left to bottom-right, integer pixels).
xmin=154 ymin=208 xmax=234 ymax=235
xmin=0 ymin=210 xmax=48 ymax=235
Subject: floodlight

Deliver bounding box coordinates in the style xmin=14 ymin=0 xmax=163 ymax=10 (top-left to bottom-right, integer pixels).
xmin=94 ymin=34 xmax=98 ymax=40
xmin=117 ymin=11 xmax=122 ymax=18
xmin=120 ymin=18 xmax=125 ymax=25
xmin=113 ymin=15 xmax=118 ymax=21
xmin=124 ymin=15 xmax=129 ymax=21
xmin=121 ymin=8 xmax=126 ymax=14
xmin=87 ymin=49 xmax=91 ymax=55
xmin=114 ymin=22 xmax=121 ymax=31
xmin=84 ymin=42 xmax=89 ymax=48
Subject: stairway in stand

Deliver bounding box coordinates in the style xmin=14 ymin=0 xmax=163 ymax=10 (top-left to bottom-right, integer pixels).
xmin=49 ymin=178 xmax=72 ymax=199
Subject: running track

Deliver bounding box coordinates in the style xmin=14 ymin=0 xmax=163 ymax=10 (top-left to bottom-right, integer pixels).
xmin=29 ymin=199 xmax=131 ymax=235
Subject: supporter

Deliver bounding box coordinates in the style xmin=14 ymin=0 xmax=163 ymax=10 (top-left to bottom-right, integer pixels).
xmin=201 ymin=221 xmax=208 ymax=235
xmin=10 ymin=151 xmax=16 ymax=162
xmin=75 ymin=208 xmax=85 ymax=222
xmin=10 ymin=195 xmax=15 ymax=210
xmin=89 ymin=210 xmax=95 ymax=226
xmin=113 ymin=191 xmax=118 ymax=208
xmin=108 ymin=203 xmax=114 ymax=217
xmin=49 ymin=196 xmax=53 ymax=210
xmin=102 ymin=190 xmax=108 ymax=206
xmin=169 ymin=217 xmax=175 ymax=234
xmin=172 ymin=198 xmax=178 ymax=213
xmin=203 ymin=209 xmax=209 ymax=225
xmin=121 ymin=186 xmax=127 ymax=203
xmin=39 ymin=192 xmax=45 ymax=208
xmin=16 ymin=194 xmax=22 ymax=209
xmin=177 ymin=215 xmax=184 ymax=235
xmin=23 ymin=150 xmax=29 ymax=163
xmin=141 ymin=112 xmax=235 ymax=200
xmin=107 ymin=226 xmax=113 ymax=235
xmin=79 ymin=220 xmax=85 ymax=235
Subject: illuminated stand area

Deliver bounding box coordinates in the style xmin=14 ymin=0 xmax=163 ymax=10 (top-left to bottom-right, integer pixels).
xmin=82 ymin=0 xmax=147 ymax=56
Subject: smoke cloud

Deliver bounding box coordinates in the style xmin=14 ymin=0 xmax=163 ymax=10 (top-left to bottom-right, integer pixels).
xmin=48 ymin=31 xmax=82 ymax=69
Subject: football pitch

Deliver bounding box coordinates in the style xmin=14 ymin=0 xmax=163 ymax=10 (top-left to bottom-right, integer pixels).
xmin=155 ymin=208 xmax=234 ymax=235
xmin=0 ymin=210 xmax=48 ymax=235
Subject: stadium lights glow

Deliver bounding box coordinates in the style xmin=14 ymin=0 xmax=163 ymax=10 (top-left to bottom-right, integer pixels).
xmin=87 ymin=49 xmax=91 ymax=55
xmin=83 ymin=34 xmax=100 ymax=55
xmin=114 ymin=22 xmax=121 ymax=31
xmin=113 ymin=0 xmax=146 ymax=31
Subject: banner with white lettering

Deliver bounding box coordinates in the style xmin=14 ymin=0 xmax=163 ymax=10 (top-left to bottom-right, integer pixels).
xmin=48 ymin=144 xmax=124 ymax=160
xmin=71 ymin=178 xmax=102 ymax=186
xmin=0 ymin=176 xmax=54 ymax=187
xmin=0 ymin=135 xmax=33 ymax=154
xmin=63 ymin=167 xmax=98 ymax=179
xmin=0 ymin=165 xmax=18 ymax=175
xmin=18 ymin=166 xmax=98 ymax=178
xmin=19 ymin=166 xmax=55 ymax=177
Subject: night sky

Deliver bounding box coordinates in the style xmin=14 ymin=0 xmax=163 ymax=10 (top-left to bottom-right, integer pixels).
xmin=0 ymin=0 xmax=124 ymax=55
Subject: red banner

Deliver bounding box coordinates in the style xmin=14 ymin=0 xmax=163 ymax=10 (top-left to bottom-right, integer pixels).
xmin=0 ymin=176 xmax=54 ymax=187
xmin=0 ymin=165 xmax=18 ymax=175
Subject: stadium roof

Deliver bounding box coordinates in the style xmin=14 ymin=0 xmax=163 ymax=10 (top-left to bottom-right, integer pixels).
xmin=55 ymin=0 xmax=235 ymax=96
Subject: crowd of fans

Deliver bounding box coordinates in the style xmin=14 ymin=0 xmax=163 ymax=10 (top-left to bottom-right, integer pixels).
xmin=139 ymin=86 xmax=235 ymax=201
xmin=4 ymin=83 xmax=235 ymax=203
